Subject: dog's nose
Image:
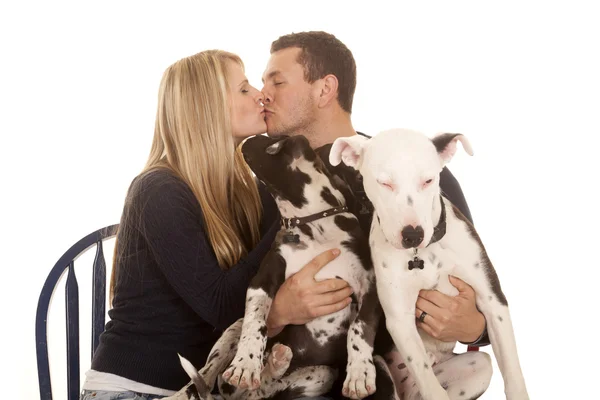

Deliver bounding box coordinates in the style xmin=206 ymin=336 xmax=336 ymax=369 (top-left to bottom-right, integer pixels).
xmin=401 ymin=225 xmax=424 ymax=248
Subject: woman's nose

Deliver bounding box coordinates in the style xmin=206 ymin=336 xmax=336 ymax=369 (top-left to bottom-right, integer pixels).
xmin=255 ymin=92 xmax=264 ymax=106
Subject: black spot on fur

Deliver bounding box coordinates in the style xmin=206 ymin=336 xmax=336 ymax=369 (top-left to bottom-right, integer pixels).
xmin=241 ymin=135 xmax=315 ymax=209
xmin=437 ymin=262 xmax=443 ymax=269
xmin=498 ymin=316 xmax=503 ymax=322
xmin=401 ymin=376 xmax=408 ymax=383
xmin=407 ymin=356 xmax=412 ymax=362
xmin=382 ymin=262 xmax=387 ymax=269
xmin=306 ymin=375 xmax=313 ymax=380
xmin=469 ymin=360 xmax=476 ymax=365
xmin=352 ymin=344 xmax=359 ymax=351
xmin=249 ymin=353 xmax=254 ymax=359
xmin=353 ymin=328 xmax=359 ymax=335
xmin=207 ymin=351 xmax=219 ymax=364
xmin=341 ymin=318 xmax=351 ymax=330
xmin=328 ymin=317 xmax=335 ymax=323
xmin=298 ymin=224 xmax=314 ymax=240
xmin=339 ymin=221 xmax=373 ymax=272
xmin=259 ymin=324 xmax=268 ymax=337
xmin=248 ymin=250 xmax=286 ymax=298
xmin=321 ymin=186 xmax=341 ymax=207
xmin=220 ymin=381 xmax=237 ymax=395
xmin=424 ymin=363 xmax=429 ymax=369
xmin=407 ymin=195 xmax=413 ymax=206
xmin=184 ymin=384 xmax=199 ymax=399
xmin=441 ymin=381 xmax=449 ymax=390
xmin=474 ymin=262 xmax=480 ymax=268
xmin=432 ymin=133 xmax=463 ymax=155
xmin=460 ymin=390 xmax=466 ymax=396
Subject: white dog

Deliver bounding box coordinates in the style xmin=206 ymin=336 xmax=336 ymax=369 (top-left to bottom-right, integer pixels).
xmin=329 ymin=129 xmax=529 ymax=400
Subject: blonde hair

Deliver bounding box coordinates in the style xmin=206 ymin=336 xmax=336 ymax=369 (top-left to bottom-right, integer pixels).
xmin=110 ymin=50 xmax=263 ymax=302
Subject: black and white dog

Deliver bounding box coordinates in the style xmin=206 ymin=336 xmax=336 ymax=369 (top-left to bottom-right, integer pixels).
xmin=330 ymin=129 xmax=529 ymax=400
xmin=165 ymin=134 xmax=397 ymax=400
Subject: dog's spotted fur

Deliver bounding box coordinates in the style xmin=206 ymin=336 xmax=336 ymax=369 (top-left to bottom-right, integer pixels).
xmin=330 ymin=129 xmax=529 ymax=400
xmin=167 ymin=134 xmax=395 ymax=400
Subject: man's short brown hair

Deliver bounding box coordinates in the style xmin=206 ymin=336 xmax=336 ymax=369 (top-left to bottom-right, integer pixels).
xmin=271 ymin=31 xmax=357 ymax=114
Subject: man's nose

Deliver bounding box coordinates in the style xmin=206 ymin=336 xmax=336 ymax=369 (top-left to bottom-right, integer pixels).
xmin=261 ymin=89 xmax=272 ymax=104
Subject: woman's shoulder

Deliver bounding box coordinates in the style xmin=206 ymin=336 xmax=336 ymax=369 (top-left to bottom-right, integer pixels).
xmin=127 ymin=167 xmax=193 ymax=203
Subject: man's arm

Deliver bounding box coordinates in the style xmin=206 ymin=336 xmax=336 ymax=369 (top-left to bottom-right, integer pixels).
xmin=440 ymin=167 xmax=474 ymax=224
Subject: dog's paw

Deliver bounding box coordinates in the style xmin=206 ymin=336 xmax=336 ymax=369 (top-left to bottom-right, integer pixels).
xmin=266 ymin=343 xmax=293 ymax=380
xmin=342 ymin=359 xmax=376 ymax=399
xmin=222 ymin=355 xmax=262 ymax=390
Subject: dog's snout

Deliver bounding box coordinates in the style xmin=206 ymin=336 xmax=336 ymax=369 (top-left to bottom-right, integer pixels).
xmin=401 ymin=225 xmax=424 ymax=248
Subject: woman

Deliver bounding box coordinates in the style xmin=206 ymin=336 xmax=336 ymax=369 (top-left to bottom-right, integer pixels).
xmin=81 ymin=49 xmax=351 ymax=400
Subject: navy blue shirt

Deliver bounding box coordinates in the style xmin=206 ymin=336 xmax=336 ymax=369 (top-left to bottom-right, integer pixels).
xmin=92 ymin=169 xmax=279 ymax=390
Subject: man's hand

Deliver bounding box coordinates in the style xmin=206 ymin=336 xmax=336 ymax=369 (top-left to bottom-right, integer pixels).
xmin=267 ymin=249 xmax=353 ymax=337
xmin=415 ymin=275 xmax=485 ymax=343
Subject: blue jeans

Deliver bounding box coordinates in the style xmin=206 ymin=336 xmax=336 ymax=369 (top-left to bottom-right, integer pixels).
xmin=80 ymin=389 xmax=166 ymax=400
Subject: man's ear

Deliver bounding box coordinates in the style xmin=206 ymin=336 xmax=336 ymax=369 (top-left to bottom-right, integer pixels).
xmin=329 ymin=135 xmax=369 ymax=169
xmin=317 ymin=74 xmax=339 ymax=108
xmin=431 ymin=133 xmax=473 ymax=165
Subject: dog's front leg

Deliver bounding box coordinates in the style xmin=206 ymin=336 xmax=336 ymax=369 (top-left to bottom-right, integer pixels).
xmin=343 ymin=276 xmax=381 ymax=399
xmin=459 ymin=270 xmax=529 ymax=400
xmin=377 ymin=280 xmax=449 ymax=400
xmin=223 ymin=249 xmax=286 ymax=391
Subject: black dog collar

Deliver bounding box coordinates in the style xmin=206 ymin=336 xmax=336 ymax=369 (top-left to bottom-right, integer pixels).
xmin=428 ymin=195 xmax=447 ymax=246
xmin=282 ymin=206 xmax=349 ymax=230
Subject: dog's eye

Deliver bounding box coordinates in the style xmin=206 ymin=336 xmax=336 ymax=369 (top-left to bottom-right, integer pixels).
xmin=423 ymin=178 xmax=433 ymax=188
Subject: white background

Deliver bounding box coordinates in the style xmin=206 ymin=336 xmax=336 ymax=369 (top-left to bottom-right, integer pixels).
xmin=1 ymin=1 xmax=598 ymax=398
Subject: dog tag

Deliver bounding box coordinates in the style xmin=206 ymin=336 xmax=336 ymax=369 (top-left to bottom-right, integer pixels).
xmin=408 ymin=257 xmax=425 ymax=270
xmin=408 ymin=249 xmax=424 ymax=270
xmin=282 ymin=232 xmax=300 ymax=244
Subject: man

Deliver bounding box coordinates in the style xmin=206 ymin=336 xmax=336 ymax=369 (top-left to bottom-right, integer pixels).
xmin=263 ymin=31 xmax=489 ymax=348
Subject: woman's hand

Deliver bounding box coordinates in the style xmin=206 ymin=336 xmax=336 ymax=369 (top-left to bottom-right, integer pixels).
xmin=267 ymin=248 xmax=353 ymax=337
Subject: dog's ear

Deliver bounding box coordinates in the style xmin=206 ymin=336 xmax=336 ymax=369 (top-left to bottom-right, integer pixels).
xmin=329 ymin=135 xmax=369 ymax=169
xmin=431 ymin=133 xmax=473 ymax=164
xmin=266 ymin=139 xmax=287 ymax=155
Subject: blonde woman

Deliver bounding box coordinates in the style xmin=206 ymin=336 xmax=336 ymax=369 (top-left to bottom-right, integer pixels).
xmin=80 ymin=50 xmax=351 ymax=400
